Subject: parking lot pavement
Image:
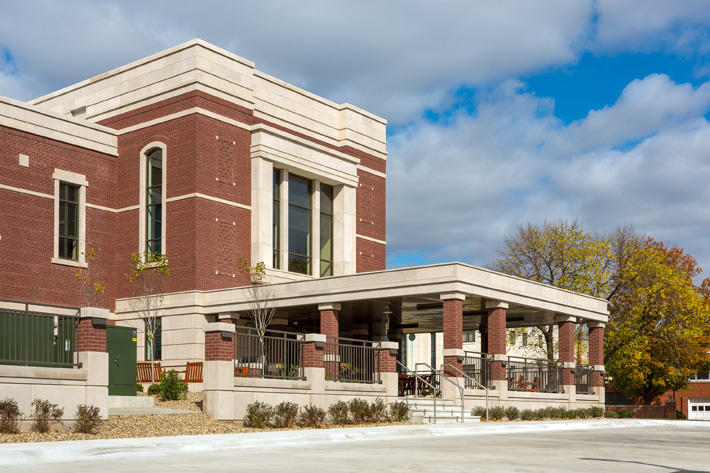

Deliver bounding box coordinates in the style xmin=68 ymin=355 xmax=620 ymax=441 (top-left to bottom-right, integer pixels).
xmin=2 ymin=421 xmax=709 ymax=472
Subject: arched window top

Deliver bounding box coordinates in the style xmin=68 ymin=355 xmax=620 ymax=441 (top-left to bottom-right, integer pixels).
xmin=139 ymin=142 xmax=167 ymax=257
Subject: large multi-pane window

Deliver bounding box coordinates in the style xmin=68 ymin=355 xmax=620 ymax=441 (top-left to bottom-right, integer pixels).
xmin=288 ymin=174 xmax=312 ymax=274
xmin=145 ymin=148 xmax=163 ymax=255
xmin=58 ymin=183 xmax=79 ymax=260
xmin=273 ymin=169 xmax=281 ymax=269
xmin=320 ymin=183 xmax=333 ymax=277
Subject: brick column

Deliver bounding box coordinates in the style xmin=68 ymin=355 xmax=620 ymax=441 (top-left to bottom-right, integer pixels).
xmin=303 ymin=333 xmax=327 ymax=409
xmin=203 ymin=322 xmax=235 ymax=421
xmin=556 ymin=315 xmax=576 ymax=395
xmin=485 ymin=300 xmax=508 ymax=387
xmin=302 ymin=333 xmax=325 ymax=368
xmin=319 ymin=303 xmax=340 ymax=340
xmin=587 ymin=321 xmax=605 ymax=389
xmin=77 ymin=308 xmax=110 ymax=419
xmin=378 ymin=341 xmax=399 ymax=398
xmin=441 ymin=292 xmax=465 ymax=376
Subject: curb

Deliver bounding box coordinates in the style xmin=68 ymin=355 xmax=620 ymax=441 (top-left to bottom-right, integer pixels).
xmin=0 ymin=419 xmax=707 ymax=466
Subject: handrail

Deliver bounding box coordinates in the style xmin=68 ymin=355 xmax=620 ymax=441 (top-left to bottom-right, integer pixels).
xmin=442 ymin=362 xmax=489 ymax=422
xmin=416 ymin=362 xmax=467 ymax=424
xmin=396 ymin=360 xmax=437 ymax=424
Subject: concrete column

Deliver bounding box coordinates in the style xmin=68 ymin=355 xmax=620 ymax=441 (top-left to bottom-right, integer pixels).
xmin=203 ymin=322 xmax=235 ymax=421
xmin=587 ymin=321 xmax=606 ymax=398
xmin=250 ymin=156 xmax=274 ymax=267
xmin=441 ymin=292 xmax=465 ymax=375
xmin=319 ymin=303 xmax=340 ymax=340
xmin=279 ymin=169 xmax=289 ymax=271
xmin=378 ymin=341 xmax=399 ymax=398
xmin=312 ymin=180 xmax=321 ymax=277
xmin=302 ymin=333 xmax=326 ymax=408
xmin=78 ymin=307 xmax=109 ymax=420
xmin=333 ymin=184 xmax=356 ymax=275
xmin=485 ymin=300 xmax=508 ymax=394
xmin=556 ymin=315 xmax=576 ymax=402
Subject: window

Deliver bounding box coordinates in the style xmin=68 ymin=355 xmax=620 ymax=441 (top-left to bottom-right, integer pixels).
xmin=288 ymin=174 xmax=312 ymax=274
xmin=58 ymin=183 xmax=79 ymax=260
xmin=320 ymin=183 xmax=333 ymax=277
xmin=508 ymin=331 xmax=516 ymax=345
xmin=522 ymin=332 xmax=528 ymax=346
xmin=273 ymin=169 xmax=281 ymax=269
xmin=463 ymin=330 xmax=476 ymax=343
xmin=692 ymin=371 xmax=709 ymax=381
xmin=145 ymin=148 xmax=163 ymax=255
xmin=145 ymin=318 xmax=162 ymax=361
xmin=52 ymin=169 xmax=87 ymax=267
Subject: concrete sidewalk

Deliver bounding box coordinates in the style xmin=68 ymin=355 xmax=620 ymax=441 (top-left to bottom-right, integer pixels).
xmin=1 ymin=419 xmax=708 ymax=467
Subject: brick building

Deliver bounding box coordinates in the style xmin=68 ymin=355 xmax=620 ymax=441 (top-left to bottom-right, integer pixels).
xmin=1 ymin=40 xmax=609 ymax=418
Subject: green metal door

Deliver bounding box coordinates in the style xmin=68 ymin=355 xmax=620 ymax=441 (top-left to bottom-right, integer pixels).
xmin=107 ymin=326 xmax=137 ymax=396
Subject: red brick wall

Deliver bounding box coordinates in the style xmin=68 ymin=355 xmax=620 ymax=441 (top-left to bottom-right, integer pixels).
xmin=302 ymin=341 xmax=324 ymax=368
xmin=0 ymin=125 xmax=117 ymax=309
xmin=442 ymin=299 xmax=462 ymax=350
xmin=377 ymin=347 xmax=397 ymax=373
xmin=675 ymin=383 xmax=710 ymax=418
xmin=356 ymin=170 xmax=386 ymax=272
xmin=558 ymin=320 xmax=575 ymax=386
xmin=356 ymin=238 xmax=386 ymax=273
xmin=205 ymin=331 xmax=234 ymax=361
xmin=320 ymin=309 xmax=339 ymax=339
xmin=76 ymin=318 xmax=107 ymax=352
xmin=589 ymin=326 xmax=604 ymax=387
xmin=486 ymin=307 xmax=507 ymax=381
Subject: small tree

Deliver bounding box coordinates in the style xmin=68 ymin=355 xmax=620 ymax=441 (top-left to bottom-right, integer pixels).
xmin=239 ymin=259 xmax=276 ymax=367
xmin=74 ymin=247 xmax=105 ymax=307
xmin=126 ymin=252 xmax=170 ymax=379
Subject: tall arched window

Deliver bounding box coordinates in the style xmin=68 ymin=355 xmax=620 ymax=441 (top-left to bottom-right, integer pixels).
xmin=139 ymin=142 xmax=167 ymax=257
xmin=145 ymin=148 xmax=163 ymax=255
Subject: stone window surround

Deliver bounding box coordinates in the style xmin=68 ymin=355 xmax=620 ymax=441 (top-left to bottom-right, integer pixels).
xmin=52 ymin=169 xmax=88 ymax=268
xmin=138 ymin=141 xmax=167 ymax=259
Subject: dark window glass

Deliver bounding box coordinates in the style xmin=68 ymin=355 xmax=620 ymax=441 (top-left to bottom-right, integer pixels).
xmin=320 ymin=184 xmax=333 ymax=277
xmin=146 ymin=148 xmax=162 ymax=255
xmin=463 ymin=331 xmax=476 ymax=343
xmin=273 ymin=169 xmax=280 ymax=269
xmin=522 ymin=332 xmax=528 ymax=346
xmin=288 ymin=174 xmax=311 ymax=274
xmin=58 ymin=183 xmax=79 ymax=260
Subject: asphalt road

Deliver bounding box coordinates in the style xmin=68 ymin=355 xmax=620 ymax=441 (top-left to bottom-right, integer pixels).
xmin=4 ymin=423 xmax=709 ymax=472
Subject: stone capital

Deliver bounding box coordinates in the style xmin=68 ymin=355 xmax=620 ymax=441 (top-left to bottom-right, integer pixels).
xmin=379 ymin=341 xmax=399 ymax=351
xmin=561 ymin=361 xmax=575 ymax=369
xmin=442 ymin=348 xmax=465 ymax=358
xmin=484 ymin=300 xmax=509 ymax=310
xmin=440 ymin=292 xmax=466 ymax=301
xmin=304 ymin=333 xmax=327 ymax=343
xmin=554 ymin=314 xmax=577 ymax=324
xmin=318 ymin=303 xmax=341 ymax=312
xmin=217 ymin=312 xmax=239 ymax=321
xmin=79 ymin=307 xmax=110 ymax=319
xmin=492 ymin=354 xmax=508 ymax=362
xmin=204 ymin=322 xmax=236 ymax=333
xmin=586 ymin=321 xmax=606 ymax=329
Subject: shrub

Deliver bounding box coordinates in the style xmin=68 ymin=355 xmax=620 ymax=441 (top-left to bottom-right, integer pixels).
xmin=74 ymin=405 xmax=101 ymax=434
xmin=544 ymin=406 xmax=563 ymax=419
xmin=273 ymin=402 xmax=299 ymax=428
xmin=389 ymin=401 xmax=410 ymax=422
xmin=589 ymin=406 xmax=604 ymax=418
xmin=367 ymin=398 xmax=388 ymax=423
xmin=472 ymin=406 xmax=486 ymax=418
xmin=520 ymin=409 xmax=536 ymax=421
xmin=349 ymin=398 xmax=370 ymax=424
xmin=31 ymin=399 xmax=63 ymax=433
xmin=136 ymin=383 xmax=144 ymax=393
xmin=147 ymin=384 xmax=161 ymax=395
xmin=531 ymin=409 xmax=545 ymax=420
xmin=0 ymin=398 xmax=22 ymax=434
xmin=297 ymin=405 xmax=326 ymax=428
xmin=617 ymin=409 xmax=633 ymax=418
xmin=160 ymin=370 xmax=187 ymax=401
xmin=244 ymin=402 xmax=273 ymax=428
xmin=328 ymin=401 xmax=350 ymax=425
xmin=604 ymin=409 xmax=618 ymax=418
xmin=489 ymin=406 xmax=505 ymax=420
xmin=504 ymin=406 xmax=520 ymax=420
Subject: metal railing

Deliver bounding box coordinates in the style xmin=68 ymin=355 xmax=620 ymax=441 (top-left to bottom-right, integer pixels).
xmin=324 ymin=336 xmax=380 ymax=384
xmin=575 ymin=364 xmax=592 ymax=394
xmin=463 ymin=351 xmax=493 ymax=389
xmin=442 ymin=362 xmax=489 ymax=422
xmin=397 ymin=360 xmax=437 ymax=424
xmin=506 ymin=356 xmax=563 ymax=393
xmin=0 ymin=301 xmax=81 ymax=368
xmin=234 ymin=327 xmax=305 ymax=380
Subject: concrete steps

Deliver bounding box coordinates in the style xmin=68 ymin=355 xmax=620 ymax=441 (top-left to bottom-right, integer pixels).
xmin=402 ymin=398 xmax=480 ymax=424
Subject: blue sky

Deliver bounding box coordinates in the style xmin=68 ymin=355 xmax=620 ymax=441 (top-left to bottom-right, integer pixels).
xmin=1 ymin=1 xmax=710 ymax=275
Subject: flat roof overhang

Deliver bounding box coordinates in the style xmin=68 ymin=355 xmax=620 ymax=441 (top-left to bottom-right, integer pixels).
xmin=115 ymin=263 xmax=609 ymax=330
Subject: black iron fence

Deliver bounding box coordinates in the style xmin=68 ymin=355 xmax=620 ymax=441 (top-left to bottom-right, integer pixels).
xmin=575 ymin=364 xmax=592 ymax=394
xmin=463 ymin=351 xmax=493 ymax=389
xmin=234 ymin=327 xmax=305 ymax=380
xmin=324 ymin=336 xmax=380 ymax=384
xmin=507 ymin=356 xmax=563 ymax=393
xmin=0 ymin=301 xmax=80 ymax=368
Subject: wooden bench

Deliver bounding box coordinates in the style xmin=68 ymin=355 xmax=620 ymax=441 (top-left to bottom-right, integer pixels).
xmin=137 ymin=362 xmax=162 ymax=383
xmin=183 ymin=361 xmax=203 ymax=383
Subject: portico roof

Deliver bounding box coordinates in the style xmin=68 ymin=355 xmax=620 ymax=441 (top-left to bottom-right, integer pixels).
xmin=116 ymin=263 xmax=609 ymax=329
